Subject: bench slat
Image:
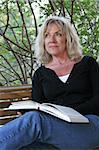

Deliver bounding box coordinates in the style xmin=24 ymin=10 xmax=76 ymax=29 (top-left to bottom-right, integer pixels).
xmin=0 ymin=116 xmax=19 ymax=125
xmin=0 ymin=85 xmax=32 ymax=92
xmin=0 ymin=102 xmax=11 ymax=108
xmin=0 ymin=84 xmax=32 ymax=125
xmin=0 ymin=91 xmax=32 ymax=100
xmin=0 ymin=110 xmax=17 ymax=117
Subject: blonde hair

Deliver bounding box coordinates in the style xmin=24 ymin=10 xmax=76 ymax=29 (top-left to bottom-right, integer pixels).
xmin=35 ymin=16 xmax=83 ymax=64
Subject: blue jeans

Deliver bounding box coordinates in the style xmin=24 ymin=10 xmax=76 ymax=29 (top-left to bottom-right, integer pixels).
xmin=0 ymin=111 xmax=99 ymax=150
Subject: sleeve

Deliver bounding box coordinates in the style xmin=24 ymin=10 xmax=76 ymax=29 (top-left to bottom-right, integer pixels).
xmin=32 ymin=69 xmax=45 ymax=103
xmin=77 ymin=57 xmax=99 ymax=115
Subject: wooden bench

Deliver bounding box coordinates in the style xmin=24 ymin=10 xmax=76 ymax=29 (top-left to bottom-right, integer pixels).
xmin=0 ymin=84 xmax=32 ymax=125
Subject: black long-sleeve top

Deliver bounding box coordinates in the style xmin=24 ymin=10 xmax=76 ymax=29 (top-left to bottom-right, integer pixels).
xmin=32 ymin=56 xmax=99 ymax=115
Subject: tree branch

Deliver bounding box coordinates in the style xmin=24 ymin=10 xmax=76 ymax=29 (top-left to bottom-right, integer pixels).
xmin=3 ymin=1 xmax=9 ymax=35
xmin=28 ymin=0 xmax=38 ymax=37
xmin=16 ymin=0 xmax=31 ymax=51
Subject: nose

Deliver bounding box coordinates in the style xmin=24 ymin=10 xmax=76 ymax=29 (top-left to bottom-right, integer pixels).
xmin=49 ymin=34 xmax=56 ymax=41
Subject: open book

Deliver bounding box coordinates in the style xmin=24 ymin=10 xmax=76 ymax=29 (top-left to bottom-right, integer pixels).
xmin=6 ymin=100 xmax=89 ymax=123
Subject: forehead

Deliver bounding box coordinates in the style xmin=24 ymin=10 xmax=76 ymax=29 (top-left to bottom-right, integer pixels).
xmin=44 ymin=20 xmax=64 ymax=32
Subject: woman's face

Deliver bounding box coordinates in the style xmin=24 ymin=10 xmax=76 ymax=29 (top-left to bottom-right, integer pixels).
xmin=44 ymin=23 xmax=66 ymax=57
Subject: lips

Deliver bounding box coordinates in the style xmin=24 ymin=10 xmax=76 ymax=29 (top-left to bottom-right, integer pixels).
xmin=48 ymin=43 xmax=58 ymax=48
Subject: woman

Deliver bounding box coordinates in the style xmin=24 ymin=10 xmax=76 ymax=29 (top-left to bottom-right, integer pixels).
xmin=0 ymin=16 xmax=99 ymax=150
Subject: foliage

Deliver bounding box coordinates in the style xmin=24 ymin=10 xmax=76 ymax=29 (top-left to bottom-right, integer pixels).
xmin=0 ymin=0 xmax=98 ymax=86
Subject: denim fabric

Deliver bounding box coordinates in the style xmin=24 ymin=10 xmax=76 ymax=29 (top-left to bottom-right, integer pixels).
xmin=0 ymin=111 xmax=99 ymax=150
xmin=19 ymin=142 xmax=59 ymax=150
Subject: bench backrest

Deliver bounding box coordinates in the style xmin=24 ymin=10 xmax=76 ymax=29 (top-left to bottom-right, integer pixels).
xmin=0 ymin=84 xmax=32 ymax=125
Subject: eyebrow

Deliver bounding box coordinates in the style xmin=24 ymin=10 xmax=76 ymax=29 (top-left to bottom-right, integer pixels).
xmin=45 ymin=29 xmax=63 ymax=34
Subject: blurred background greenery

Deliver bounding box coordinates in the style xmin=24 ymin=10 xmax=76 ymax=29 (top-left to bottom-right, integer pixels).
xmin=0 ymin=0 xmax=98 ymax=86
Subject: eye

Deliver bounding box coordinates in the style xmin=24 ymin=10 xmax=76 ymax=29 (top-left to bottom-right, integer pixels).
xmin=44 ymin=33 xmax=49 ymax=38
xmin=55 ymin=32 xmax=63 ymax=37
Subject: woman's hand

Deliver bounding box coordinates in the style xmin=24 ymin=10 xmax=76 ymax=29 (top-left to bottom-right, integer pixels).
xmin=17 ymin=110 xmax=29 ymax=116
xmin=17 ymin=111 xmax=22 ymax=116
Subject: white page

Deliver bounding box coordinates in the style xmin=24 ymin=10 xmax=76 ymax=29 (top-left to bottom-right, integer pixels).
xmin=6 ymin=100 xmax=39 ymax=110
xmin=41 ymin=103 xmax=89 ymax=123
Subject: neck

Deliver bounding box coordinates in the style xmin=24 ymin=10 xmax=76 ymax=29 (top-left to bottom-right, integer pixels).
xmin=52 ymin=53 xmax=69 ymax=65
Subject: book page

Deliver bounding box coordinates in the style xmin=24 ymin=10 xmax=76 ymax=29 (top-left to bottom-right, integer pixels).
xmin=6 ymin=100 xmax=40 ymax=110
xmin=40 ymin=103 xmax=89 ymax=123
